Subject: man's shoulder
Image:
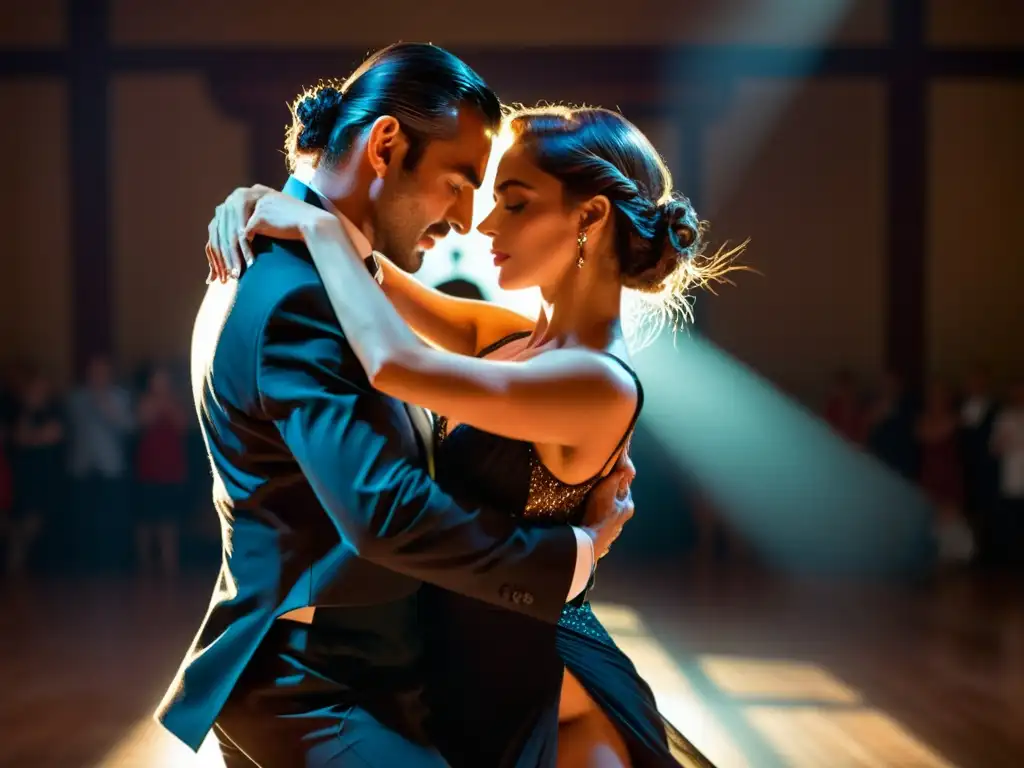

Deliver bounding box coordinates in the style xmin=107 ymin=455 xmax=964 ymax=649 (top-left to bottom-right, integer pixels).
xmin=246 ymin=238 xmax=320 ymax=299
xmin=191 ymin=240 xmax=327 ymax=395
xmin=225 ymin=240 xmax=331 ymax=335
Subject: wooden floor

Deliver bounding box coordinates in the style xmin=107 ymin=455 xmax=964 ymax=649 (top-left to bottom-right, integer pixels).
xmin=2 ymin=564 xmax=1022 ymax=768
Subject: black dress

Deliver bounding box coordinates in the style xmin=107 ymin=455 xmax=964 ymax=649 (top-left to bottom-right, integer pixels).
xmin=422 ymin=332 xmax=713 ymax=768
xmin=12 ymin=402 xmax=65 ymax=519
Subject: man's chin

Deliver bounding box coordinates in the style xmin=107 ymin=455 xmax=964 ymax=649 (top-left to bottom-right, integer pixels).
xmin=391 ymin=250 xmax=425 ymax=274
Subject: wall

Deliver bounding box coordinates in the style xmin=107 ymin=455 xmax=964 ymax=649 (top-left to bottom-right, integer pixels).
xmin=111 ymin=74 xmax=247 ymax=366
xmin=703 ymin=78 xmax=887 ymax=399
xmin=1 ymin=0 xmax=1020 ymax=396
xmin=0 ymin=80 xmax=72 ymax=382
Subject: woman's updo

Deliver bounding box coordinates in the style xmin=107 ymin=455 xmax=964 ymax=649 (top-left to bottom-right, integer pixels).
xmin=506 ymin=106 xmax=743 ymax=329
xmin=619 ymin=194 xmax=702 ymax=294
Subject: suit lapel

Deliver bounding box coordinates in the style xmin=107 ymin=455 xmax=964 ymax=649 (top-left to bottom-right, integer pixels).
xmin=281 ymin=178 xmax=436 ymax=475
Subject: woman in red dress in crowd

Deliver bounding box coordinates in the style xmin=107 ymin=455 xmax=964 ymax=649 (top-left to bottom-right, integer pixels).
xmin=134 ymin=365 xmax=189 ymax=577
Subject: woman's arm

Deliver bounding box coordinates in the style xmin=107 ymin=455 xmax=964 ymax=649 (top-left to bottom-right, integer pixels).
xmin=375 ymin=254 xmax=534 ymax=356
xmin=295 ymin=214 xmax=637 ymax=451
xmin=205 ymin=184 xmax=533 ymax=356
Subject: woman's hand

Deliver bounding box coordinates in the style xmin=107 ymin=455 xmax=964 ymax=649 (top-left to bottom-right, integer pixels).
xmin=206 ymin=184 xmax=274 ymax=283
xmin=242 ymin=192 xmax=336 ymax=245
xmin=206 ymin=189 xmax=337 ymax=283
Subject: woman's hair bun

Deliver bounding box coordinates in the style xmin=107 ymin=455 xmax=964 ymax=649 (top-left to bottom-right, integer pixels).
xmin=659 ymin=197 xmax=699 ymax=257
xmin=620 ymin=196 xmax=701 ymax=292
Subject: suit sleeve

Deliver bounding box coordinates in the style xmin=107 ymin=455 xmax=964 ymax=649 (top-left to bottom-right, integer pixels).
xmin=257 ymin=284 xmax=577 ymax=624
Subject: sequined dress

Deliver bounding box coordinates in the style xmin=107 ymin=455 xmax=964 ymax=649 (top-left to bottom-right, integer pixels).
xmin=421 ymin=332 xmax=711 ymax=768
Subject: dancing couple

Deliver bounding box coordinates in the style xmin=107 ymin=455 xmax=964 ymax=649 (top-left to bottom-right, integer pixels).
xmin=159 ymin=42 xmax=737 ymax=767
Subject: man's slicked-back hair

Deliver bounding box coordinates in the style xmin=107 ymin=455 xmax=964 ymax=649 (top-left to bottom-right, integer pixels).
xmin=285 ymin=42 xmax=502 ymax=173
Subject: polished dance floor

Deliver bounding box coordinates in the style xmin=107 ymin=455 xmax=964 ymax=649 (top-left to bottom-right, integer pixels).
xmin=2 ymin=563 xmax=1021 ymax=767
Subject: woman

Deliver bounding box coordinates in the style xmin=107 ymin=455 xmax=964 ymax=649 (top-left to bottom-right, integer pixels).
xmin=133 ymin=365 xmax=189 ymax=577
xmin=207 ymin=103 xmax=739 ymax=767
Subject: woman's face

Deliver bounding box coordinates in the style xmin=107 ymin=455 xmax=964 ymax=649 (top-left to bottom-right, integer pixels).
xmin=476 ymin=142 xmax=581 ymax=292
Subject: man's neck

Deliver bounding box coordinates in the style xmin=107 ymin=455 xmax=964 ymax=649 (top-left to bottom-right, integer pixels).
xmin=299 ymin=165 xmax=377 ymax=260
xmin=303 ymin=164 xmax=376 ymax=247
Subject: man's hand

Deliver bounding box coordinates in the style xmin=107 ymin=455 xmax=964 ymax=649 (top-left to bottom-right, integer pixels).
xmin=581 ymin=450 xmax=637 ymax=559
xmin=206 ymin=184 xmax=274 ymax=284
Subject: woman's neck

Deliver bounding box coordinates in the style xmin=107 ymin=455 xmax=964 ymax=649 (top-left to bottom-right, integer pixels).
xmin=531 ymin=260 xmax=623 ymax=352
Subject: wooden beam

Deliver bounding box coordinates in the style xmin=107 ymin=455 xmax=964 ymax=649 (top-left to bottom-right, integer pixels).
xmin=885 ymin=0 xmax=928 ymax=387
xmin=69 ymin=0 xmax=112 ymax=375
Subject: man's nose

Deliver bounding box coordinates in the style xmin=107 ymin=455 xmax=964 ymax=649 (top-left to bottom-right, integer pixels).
xmin=447 ymin=188 xmax=474 ymax=236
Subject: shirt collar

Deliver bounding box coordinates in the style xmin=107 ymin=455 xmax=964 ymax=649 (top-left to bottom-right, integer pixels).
xmin=296 ymin=175 xmax=382 ymax=283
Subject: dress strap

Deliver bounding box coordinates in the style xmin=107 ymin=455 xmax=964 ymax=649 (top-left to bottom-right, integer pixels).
xmin=475 ymin=335 xmax=643 ymax=478
xmin=476 ymin=330 xmax=532 ymax=359
xmin=593 ymin=352 xmax=645 ymax=477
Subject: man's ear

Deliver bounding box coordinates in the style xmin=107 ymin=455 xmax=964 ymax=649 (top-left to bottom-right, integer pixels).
xmin=365 ymin=116 xmax=408 ymax=177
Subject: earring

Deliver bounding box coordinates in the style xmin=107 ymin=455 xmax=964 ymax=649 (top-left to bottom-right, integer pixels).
xmin=576 ymin=230 xmax=588 ymax=269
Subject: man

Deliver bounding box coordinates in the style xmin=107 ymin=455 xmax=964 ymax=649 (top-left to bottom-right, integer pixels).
xmin=158 ymin=42 xmax=632 ymax=767
xmin=66 ymin=355 xmax=134 ymax=572
xmin=959 ymin=365 xmax=999 ymax=564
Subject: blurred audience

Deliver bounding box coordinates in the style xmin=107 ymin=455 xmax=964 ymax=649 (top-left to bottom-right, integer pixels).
xmin=866 ymin=371 xmax=920 ymax=481
xmin=959 ymin=365 xmax=1000 ymax=564
xmin=67 ymin=355 xmax=134 ymax=572
xmin=0 ymin=425 xmax=12 ymax=563
xmin=0 ymin=342 xmax=1021 ymax=581
xmin=823 ymin=369 xmax=867 ymax=445
xmin=991 ymin=380 xmax=1024 ymax=567
xmin=917 ymin=381 xmax=970 ymax=564
xmin=8 ymin=370 xmax=65 ymax=576
xmin=134 ymin=365 xmax=189 ymax=578
xmin=811 ymin=365 xmax=1023 ymax=572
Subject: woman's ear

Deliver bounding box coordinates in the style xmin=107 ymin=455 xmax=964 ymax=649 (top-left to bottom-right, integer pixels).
xmin=578 ymin=194 xmax=613 ymax=236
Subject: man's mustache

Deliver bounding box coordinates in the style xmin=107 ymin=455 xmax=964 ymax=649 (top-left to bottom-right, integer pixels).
xmin=424 ymin=223 xmax=451 ymax=239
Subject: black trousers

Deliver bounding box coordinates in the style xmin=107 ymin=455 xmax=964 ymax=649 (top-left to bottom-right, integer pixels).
xmin=215 ymin=620 xmax=448 ymax=767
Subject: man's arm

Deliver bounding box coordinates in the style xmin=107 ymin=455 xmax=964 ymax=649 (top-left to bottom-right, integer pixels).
xmin=257 ymin=283 xmax=593 ymax=624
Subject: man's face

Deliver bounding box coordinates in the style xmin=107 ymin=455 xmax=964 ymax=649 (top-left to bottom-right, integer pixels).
xmin=372 ymin=108 xmax=492 ymax=273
